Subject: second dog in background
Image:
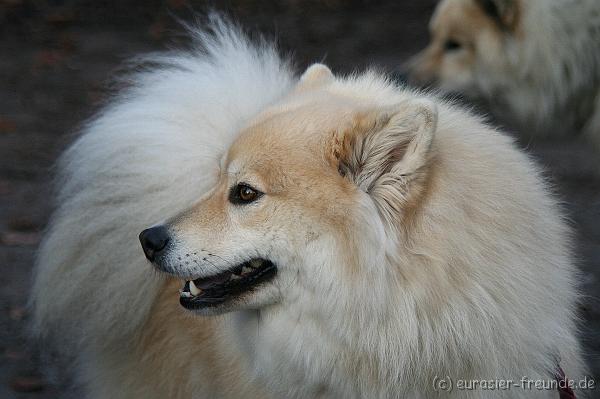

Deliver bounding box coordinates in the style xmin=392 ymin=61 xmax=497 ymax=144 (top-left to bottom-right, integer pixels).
xmin=409 ymin=0 xmax=600 ymax=145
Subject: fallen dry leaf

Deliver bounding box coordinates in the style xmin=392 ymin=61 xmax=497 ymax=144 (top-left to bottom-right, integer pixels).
xmin=0 ymin=180 xmax=12 ymax=195
xmin=0 ymin=117 xmax=16 ymax=133
xmin=148 ymin=20 xmax=166 ymax=40
xmin=167 ymin=0 xmax=187 ymax=9
xmin=9 ymin=306 xmax=26 ymax=321
xmin=0 ymin=231 xmax=41 ymax=246
xmin=4 ymin=349 xmax=25 ymax=360
xmin=34 ymin=49 xmax=67 ymax=69
xmin=0 ymin=0 xmax=24 ymax=6
xmin=8 ymin=217 xmax=38 ymax=232
xmin=9 ymin=375 xmax=46 ymax=393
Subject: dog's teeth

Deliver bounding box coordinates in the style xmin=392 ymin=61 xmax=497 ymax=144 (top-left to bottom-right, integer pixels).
xmin=250 ymin=259 xmax=262 ymax=268
xmin=231 ymin=274 xmax=241 ymax=280
xmin=189 ymin=280 xmax=202 ymax=296
xmin=242 ymin=266 xmax=253 ymax=274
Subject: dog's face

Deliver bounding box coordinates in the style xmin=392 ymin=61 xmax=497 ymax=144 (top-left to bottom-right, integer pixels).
xmin=409 ymin=0 xmax=520 ymax=95
xmin=140 ymin=65 xmax=438 ymax=315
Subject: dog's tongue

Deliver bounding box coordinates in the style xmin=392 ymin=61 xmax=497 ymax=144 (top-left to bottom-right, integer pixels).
xmin=194 ymin=271 xmax=231 ymax=289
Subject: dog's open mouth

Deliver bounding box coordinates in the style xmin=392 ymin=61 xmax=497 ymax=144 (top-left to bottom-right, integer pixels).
xmin=179 ymin=259 xmax=277 ymax=310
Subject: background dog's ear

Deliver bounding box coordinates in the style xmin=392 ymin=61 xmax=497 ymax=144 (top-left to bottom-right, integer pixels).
xmin=298 ymin=64 xmax=334 ymax=89
xmin=329 ymin=99 xmax=437 ymax=223
xmin=475 ymin=0 xmax=520 ymax=31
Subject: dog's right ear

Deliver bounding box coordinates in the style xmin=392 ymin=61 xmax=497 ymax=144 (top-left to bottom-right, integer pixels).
xmin=475 ymin=0 xmax=520 ymax=31
xmin=327 ymin=99 xmax=437 ymax=224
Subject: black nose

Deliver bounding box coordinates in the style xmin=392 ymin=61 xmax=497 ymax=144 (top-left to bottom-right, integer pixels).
xmin=139 ymin=225 xmax=170 ymax=261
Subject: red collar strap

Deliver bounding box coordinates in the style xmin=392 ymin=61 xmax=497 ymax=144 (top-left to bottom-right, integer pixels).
xmin=555 ymin=365 xmax=576 ymax=399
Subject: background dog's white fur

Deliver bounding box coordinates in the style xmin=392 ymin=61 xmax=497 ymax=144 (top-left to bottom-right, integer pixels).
xmin=31 ymin=19 xmax=585 ymax=398
xmin=412 ymin=0 xmax=600 ymax=143
xmin=486 ymin=0 xmax=600 ymax=139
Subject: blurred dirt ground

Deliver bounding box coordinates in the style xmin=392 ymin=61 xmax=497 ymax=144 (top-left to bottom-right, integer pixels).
xmin=0 ymin=1 xmax=599 ymax=398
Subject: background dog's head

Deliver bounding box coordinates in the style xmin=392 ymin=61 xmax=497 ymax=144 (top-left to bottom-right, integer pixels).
xmin=140 ymin=64 xmax=438 ymax=316
xmin=408 ymin=0 xmax=521 ymax=95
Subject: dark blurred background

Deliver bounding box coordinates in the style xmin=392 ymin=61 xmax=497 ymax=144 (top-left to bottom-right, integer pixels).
xmin=1 ymin=1 xmax=598 ymax=397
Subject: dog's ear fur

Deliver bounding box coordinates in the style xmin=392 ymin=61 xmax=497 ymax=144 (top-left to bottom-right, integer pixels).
xmin=475 ymin=0 xmax=520 ymax=31
xmin=328 ymin=99 xmax=437 ymax=222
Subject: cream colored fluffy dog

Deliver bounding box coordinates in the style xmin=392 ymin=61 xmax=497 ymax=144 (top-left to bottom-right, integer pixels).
xmin=409 ymin=0 xmax=600 ymax=143
xmin=31 ymin=20 xmax=585 ymax=398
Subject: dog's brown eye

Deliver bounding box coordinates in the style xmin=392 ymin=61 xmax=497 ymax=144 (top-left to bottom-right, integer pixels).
xmin=229 ymin=184 xmax=263 ymax=205
xmin=239 ymin=186 xmax=256 ymax=201
xmin=444 ymin=39 xmax=462 ymax=51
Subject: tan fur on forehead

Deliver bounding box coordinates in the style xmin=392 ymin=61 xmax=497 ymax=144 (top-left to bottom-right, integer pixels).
xmin=228 ymin=96 xmax=359 ymax=174
xmin=222 ymin=105 xmax=359 ymax=224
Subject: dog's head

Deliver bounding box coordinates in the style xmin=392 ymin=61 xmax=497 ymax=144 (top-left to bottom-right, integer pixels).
xmin=408 ymin=0 xmax=521 ymax=95
xmin=140 ymin=64 xmax=438 ymax=315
